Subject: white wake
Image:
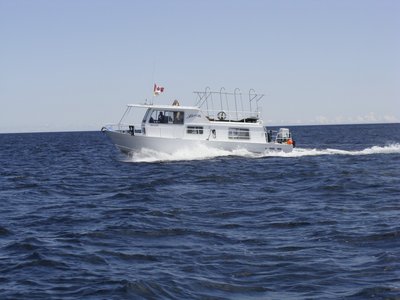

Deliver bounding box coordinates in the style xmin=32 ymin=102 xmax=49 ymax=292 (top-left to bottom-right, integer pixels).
xmin=123 ymin=143 xmax=400 ymax=163
xmin=123 ymin=144 xmax=249 ymax=163
xmin=280 ymin=143 xmax=400 ymax=158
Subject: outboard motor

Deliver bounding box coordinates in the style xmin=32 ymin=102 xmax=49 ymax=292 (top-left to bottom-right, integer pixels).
xmin=276 ymin=128 xmax=295 ymax=147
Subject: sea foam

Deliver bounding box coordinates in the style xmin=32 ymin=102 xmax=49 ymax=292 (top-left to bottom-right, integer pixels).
xmin=123 ymin=143 xmax=400 ymax=163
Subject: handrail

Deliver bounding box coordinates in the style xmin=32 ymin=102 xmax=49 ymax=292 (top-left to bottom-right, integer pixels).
xmin=193 ymin=88 xmax=265 ymax=121
xmin=233 ymin=88 xmax=240 ymax=120
xmin=219 ymin=87 xmax=225 ymax=111
xmin=118 ymin=106 xmax=132 ymax=130
xmin=206 ymin=109 xmax=260 ymax=122
xmin=249 ymin=88 xmax=255 ymax=112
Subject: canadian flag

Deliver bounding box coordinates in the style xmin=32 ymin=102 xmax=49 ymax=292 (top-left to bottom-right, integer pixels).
xmin=153 ymin=84 xmax=165 ymax=96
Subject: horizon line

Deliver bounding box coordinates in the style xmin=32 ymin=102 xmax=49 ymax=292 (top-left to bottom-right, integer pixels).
xmin=1 ymin=121 xmax=399 ymax=135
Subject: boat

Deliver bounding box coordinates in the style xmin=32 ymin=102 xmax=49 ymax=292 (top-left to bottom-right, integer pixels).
xmin=102 ymin=87 xmax=295 ymax=155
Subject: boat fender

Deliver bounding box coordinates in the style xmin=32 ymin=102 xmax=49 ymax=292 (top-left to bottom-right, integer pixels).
xmin=287 ymin=138 xmax=293 ymax=145
xmin=217 ymin=111 xmax=226 ymax=120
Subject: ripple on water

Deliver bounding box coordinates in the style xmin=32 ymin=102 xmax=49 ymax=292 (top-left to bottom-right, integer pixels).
xmin=0 ymin=127 xmax=399 ymax=299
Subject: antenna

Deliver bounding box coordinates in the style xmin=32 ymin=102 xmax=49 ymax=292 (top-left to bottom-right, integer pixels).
xmin=151 ymin=59 xmax=156 ymax=104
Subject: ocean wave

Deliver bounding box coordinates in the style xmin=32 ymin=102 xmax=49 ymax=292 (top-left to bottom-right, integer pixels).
xmin=122 ymin=143 xmax=400 ymax=162
xmin=123 ymin=145 xmax=248 ymax=163
xmin=276 ymin=143 xmax=400 ymax=157
xmin=1 ymin=128 xmax=399 ymax=299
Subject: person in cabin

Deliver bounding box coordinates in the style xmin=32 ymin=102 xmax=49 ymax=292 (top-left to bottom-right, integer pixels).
xmin=158 ymin=112 xmax=164 ymax=123
xmin=173 ymin=111 xmax=183 ymax=124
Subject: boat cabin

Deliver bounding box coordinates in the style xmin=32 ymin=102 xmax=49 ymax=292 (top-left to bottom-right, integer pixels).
xmin=103 ymin=88 xmax=294 ymax=150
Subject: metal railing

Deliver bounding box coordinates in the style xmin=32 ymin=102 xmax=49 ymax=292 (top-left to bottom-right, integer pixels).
xmin=205 ymin=110 xmax=260 ymax=123
xmin=194 ymin=88 xmax=264 ymax=122
xmin=105 ymin=123 xmax=143 ymax=135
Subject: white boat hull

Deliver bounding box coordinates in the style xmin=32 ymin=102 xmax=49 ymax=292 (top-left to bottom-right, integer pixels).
xmin=105 ymin=130 xmax=293 ymax=155
xmin=103 ymin=93 xmax=296 ymax=156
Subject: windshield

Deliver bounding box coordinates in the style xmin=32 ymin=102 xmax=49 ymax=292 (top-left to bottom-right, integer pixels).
xmin=148 ymin=110 xmax=184 ymax=124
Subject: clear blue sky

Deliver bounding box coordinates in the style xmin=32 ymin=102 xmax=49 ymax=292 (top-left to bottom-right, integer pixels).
xmin=1 ymin=0 xmax=399 ymax=133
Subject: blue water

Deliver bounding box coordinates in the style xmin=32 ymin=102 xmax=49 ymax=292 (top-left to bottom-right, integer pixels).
xmin=1 ymin=123 xmax=400 ymax=299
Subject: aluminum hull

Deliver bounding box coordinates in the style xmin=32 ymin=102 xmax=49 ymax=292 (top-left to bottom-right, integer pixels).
xmin=105 ymin=130 xmax=293 ymax=155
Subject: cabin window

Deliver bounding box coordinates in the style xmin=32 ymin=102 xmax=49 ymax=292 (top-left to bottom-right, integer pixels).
xmin=186 ymin=126 xmax=204 ymax=134
xmin=148 ymin=110 xmax=184 ymax=124
xmin=142 ymin=109 xmax=151 ymax=123
xmin=228 ymin=128 xmax=250 ymax=140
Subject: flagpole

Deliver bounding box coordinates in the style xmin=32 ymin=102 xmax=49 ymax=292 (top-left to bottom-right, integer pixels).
xmin=151 ymin=60 xmax=165 ymax=104
xmin=152 ymin=83 xmax=155 ymax=105
xmin=151 ymin=59 xmax=156 ymax=105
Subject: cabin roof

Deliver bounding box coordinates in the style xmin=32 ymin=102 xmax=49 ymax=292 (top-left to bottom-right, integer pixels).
xmin=127 ymin=104 xmax=199 ymax=111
